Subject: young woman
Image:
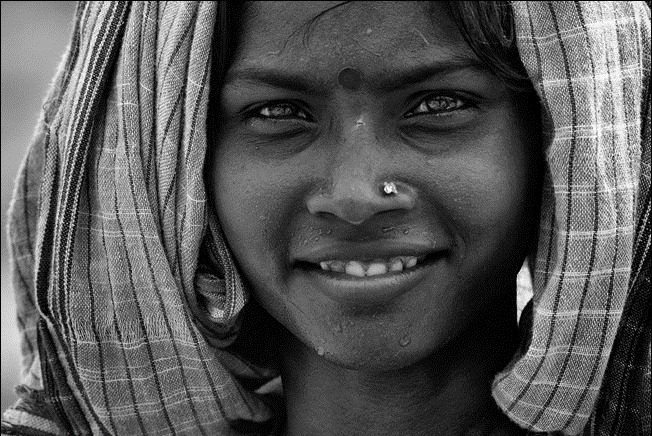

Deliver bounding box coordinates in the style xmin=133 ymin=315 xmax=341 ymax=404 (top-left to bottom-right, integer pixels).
xmin=2 ymin=2 xmax=649 ymax=435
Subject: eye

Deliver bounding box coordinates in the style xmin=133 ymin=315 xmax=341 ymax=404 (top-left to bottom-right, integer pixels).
xmin=404 ymin=94 xmax=470 ymax=118
xmin=247 ymin=101 xmax=311 ymax=121
xmin=238 ymin=100 xmax=316 ymax=140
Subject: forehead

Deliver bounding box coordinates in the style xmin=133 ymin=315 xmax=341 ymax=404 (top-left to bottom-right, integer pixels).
xmin=231 ymin=1 xmax=477 ymax=85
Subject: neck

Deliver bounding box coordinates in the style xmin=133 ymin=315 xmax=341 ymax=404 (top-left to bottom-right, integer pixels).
xmin=279 ymin=310 xmax=522 ymax=436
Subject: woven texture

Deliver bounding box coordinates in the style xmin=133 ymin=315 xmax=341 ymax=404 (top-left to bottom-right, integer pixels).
xmin=2 ymin=1 xmax=650 ymax=435
xmin=493 ymin=2 xmax=651 ymax=434
xmin=2 ymin=2 xmax=272 ymax=435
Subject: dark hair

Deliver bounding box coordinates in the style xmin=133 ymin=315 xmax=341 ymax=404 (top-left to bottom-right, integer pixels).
xmin=212 ymin=2 xmax=247 ymax=89
xmin=446 ymin=1 xmax=533 ymax=92
xmin=211 ymin=1 xmax=534 ymax=95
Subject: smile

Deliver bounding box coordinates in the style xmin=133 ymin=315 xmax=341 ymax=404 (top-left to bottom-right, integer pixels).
xmin=318 ymin=256 xmax=424 ymax=277
xmin=293 ymin=248 xmax=447 ymax=306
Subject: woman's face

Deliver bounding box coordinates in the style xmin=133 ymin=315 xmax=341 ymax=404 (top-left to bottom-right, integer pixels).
xmin=211 ymin=1 xmax=539 ymax=370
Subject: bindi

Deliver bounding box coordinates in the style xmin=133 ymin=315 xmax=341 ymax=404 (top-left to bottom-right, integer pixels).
xmin=338 ymin=67 xmax=362 ymax=90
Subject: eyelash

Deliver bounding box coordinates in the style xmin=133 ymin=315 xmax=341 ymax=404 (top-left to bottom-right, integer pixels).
xmin=245 ymin=101 xmax=312 ymax=122
xmin=404 ymin=94 xmax=470 ymax=118
xmin=243 ymin=93 xmax=471 ymax=122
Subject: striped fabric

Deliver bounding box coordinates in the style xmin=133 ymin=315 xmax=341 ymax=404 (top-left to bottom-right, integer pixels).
xmin=493 ymin=3 xmax=651 ymax=435
xmin=1 ymin=1 xmax=649 ymax=435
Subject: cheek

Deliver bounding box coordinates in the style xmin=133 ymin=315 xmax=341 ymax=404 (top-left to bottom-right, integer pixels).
xmin=211 ymin=146 xmax=311 ymax=301
xmin=211 ymin=151 xmax=284 ymax=273
xmin=214 ymin=166 xmax=260 ymax=237
xmin=470 ymin=156 xmax=529 ymax=232
xmin=479 ymin=132 xmax=535 ymax=241
xmin=428 ymin=134 xmax=533 ymax=256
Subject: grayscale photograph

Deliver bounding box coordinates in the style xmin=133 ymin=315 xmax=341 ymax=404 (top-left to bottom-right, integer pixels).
xmin=1 ymin=2 xmax=649 ymax=435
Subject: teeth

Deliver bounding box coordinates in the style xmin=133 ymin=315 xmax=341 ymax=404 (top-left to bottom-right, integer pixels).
xmin=389 ymin=258 xmax=403 ymax=272
xmin=366 ymin=262 xmax=387 ymax=276
xmin=318 ymin=256 xmax=421 ymax=277
xmin=344 ymin=261 xmax=366 ymax=277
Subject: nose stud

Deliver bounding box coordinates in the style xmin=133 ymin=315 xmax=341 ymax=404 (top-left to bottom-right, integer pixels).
xmin=382 ymin=181 xmax=398 ymax=196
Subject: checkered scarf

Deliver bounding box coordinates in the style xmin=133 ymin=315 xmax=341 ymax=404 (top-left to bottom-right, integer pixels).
xmin=2 ymin=2 xmax=649 ymax=435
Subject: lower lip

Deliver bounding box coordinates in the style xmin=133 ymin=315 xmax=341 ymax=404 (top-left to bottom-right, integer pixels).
xmin=295 ymin=258 xmax=443 ymax=306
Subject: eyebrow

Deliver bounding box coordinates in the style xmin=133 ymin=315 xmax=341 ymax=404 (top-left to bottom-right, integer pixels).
xmin=224 ymin=58 xmax=491 ymax=94
xmin=376 ymin=60 xmax=490 ymax=92
xmin=225 ymin=68 xmax=330 ymax=94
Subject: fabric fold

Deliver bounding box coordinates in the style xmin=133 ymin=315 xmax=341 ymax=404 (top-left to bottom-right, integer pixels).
xmin=2 ymin=2 xmax=649 ymax=435
xmin=493 ymin=2 xmax=651 ymax=434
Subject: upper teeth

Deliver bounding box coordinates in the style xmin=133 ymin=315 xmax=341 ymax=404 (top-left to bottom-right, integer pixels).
xmin=318 ymin=256 xmax=421 ymax=277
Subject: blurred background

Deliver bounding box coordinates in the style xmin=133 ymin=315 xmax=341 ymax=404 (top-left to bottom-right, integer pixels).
xmin=1 ymin=0 xmax=76 ymax=412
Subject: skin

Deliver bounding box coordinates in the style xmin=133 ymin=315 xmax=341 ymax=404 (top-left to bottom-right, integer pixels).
xmin=210 ymin=2 xmax=540 ymax=434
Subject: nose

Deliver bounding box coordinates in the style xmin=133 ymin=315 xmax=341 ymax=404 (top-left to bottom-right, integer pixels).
xmin=306 ymin=128 xmax=415 ymax=225
xmin=307 ymin=181 xmax=415 ymax=225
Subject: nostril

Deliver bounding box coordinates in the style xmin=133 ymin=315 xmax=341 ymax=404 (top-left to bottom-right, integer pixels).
xmin=306 ymin=181 xmax=416 ymax=225
xmin=307 ymin=196 xmax=375 ymax=225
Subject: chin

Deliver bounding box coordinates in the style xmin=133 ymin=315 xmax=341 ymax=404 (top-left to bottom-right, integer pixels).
xmin=326 ymin=353 xmax=421 ymax=372
xmin=310 ymin=333 xmax=437 ymax=372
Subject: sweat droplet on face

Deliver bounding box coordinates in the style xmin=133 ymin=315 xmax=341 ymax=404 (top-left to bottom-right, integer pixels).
xmin=399 ymin=336 xmax=411 ymax=347
xmin=317 ymin=346 xmax=325 ymax=356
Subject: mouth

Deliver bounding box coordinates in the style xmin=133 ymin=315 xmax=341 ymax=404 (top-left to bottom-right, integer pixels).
xmin=292 ymin=251 xmax=447 ymax=305
xmin=295 ymin=253 xmax=440 ymax=278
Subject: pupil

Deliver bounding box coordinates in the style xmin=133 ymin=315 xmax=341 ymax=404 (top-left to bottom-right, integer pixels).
xmin=274 ymin=105 xmax=291 ymax=116
xmin=428 ymin=97 xmax=453 ymax=111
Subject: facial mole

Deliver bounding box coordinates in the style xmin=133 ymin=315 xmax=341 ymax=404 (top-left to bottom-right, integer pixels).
xmin=338 ymin=67 xmax=362 ymax=90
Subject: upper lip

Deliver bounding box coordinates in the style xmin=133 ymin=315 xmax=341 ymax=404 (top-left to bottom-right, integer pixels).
xmin=292 ymin=240 xmax=445 ymax=265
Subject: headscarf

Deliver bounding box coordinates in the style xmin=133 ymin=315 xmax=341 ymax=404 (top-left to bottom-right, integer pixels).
xmin=493 ymin=3 xmax=650 ymax=434
xmin=1 ymin=2 xmax=649 ymax=435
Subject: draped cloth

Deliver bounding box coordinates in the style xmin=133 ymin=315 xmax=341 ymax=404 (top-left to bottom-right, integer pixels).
xmin=1 ymin=1 xmax=649 ymax=435
xmin=492 ymin=2 xmax=650 ymax=435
